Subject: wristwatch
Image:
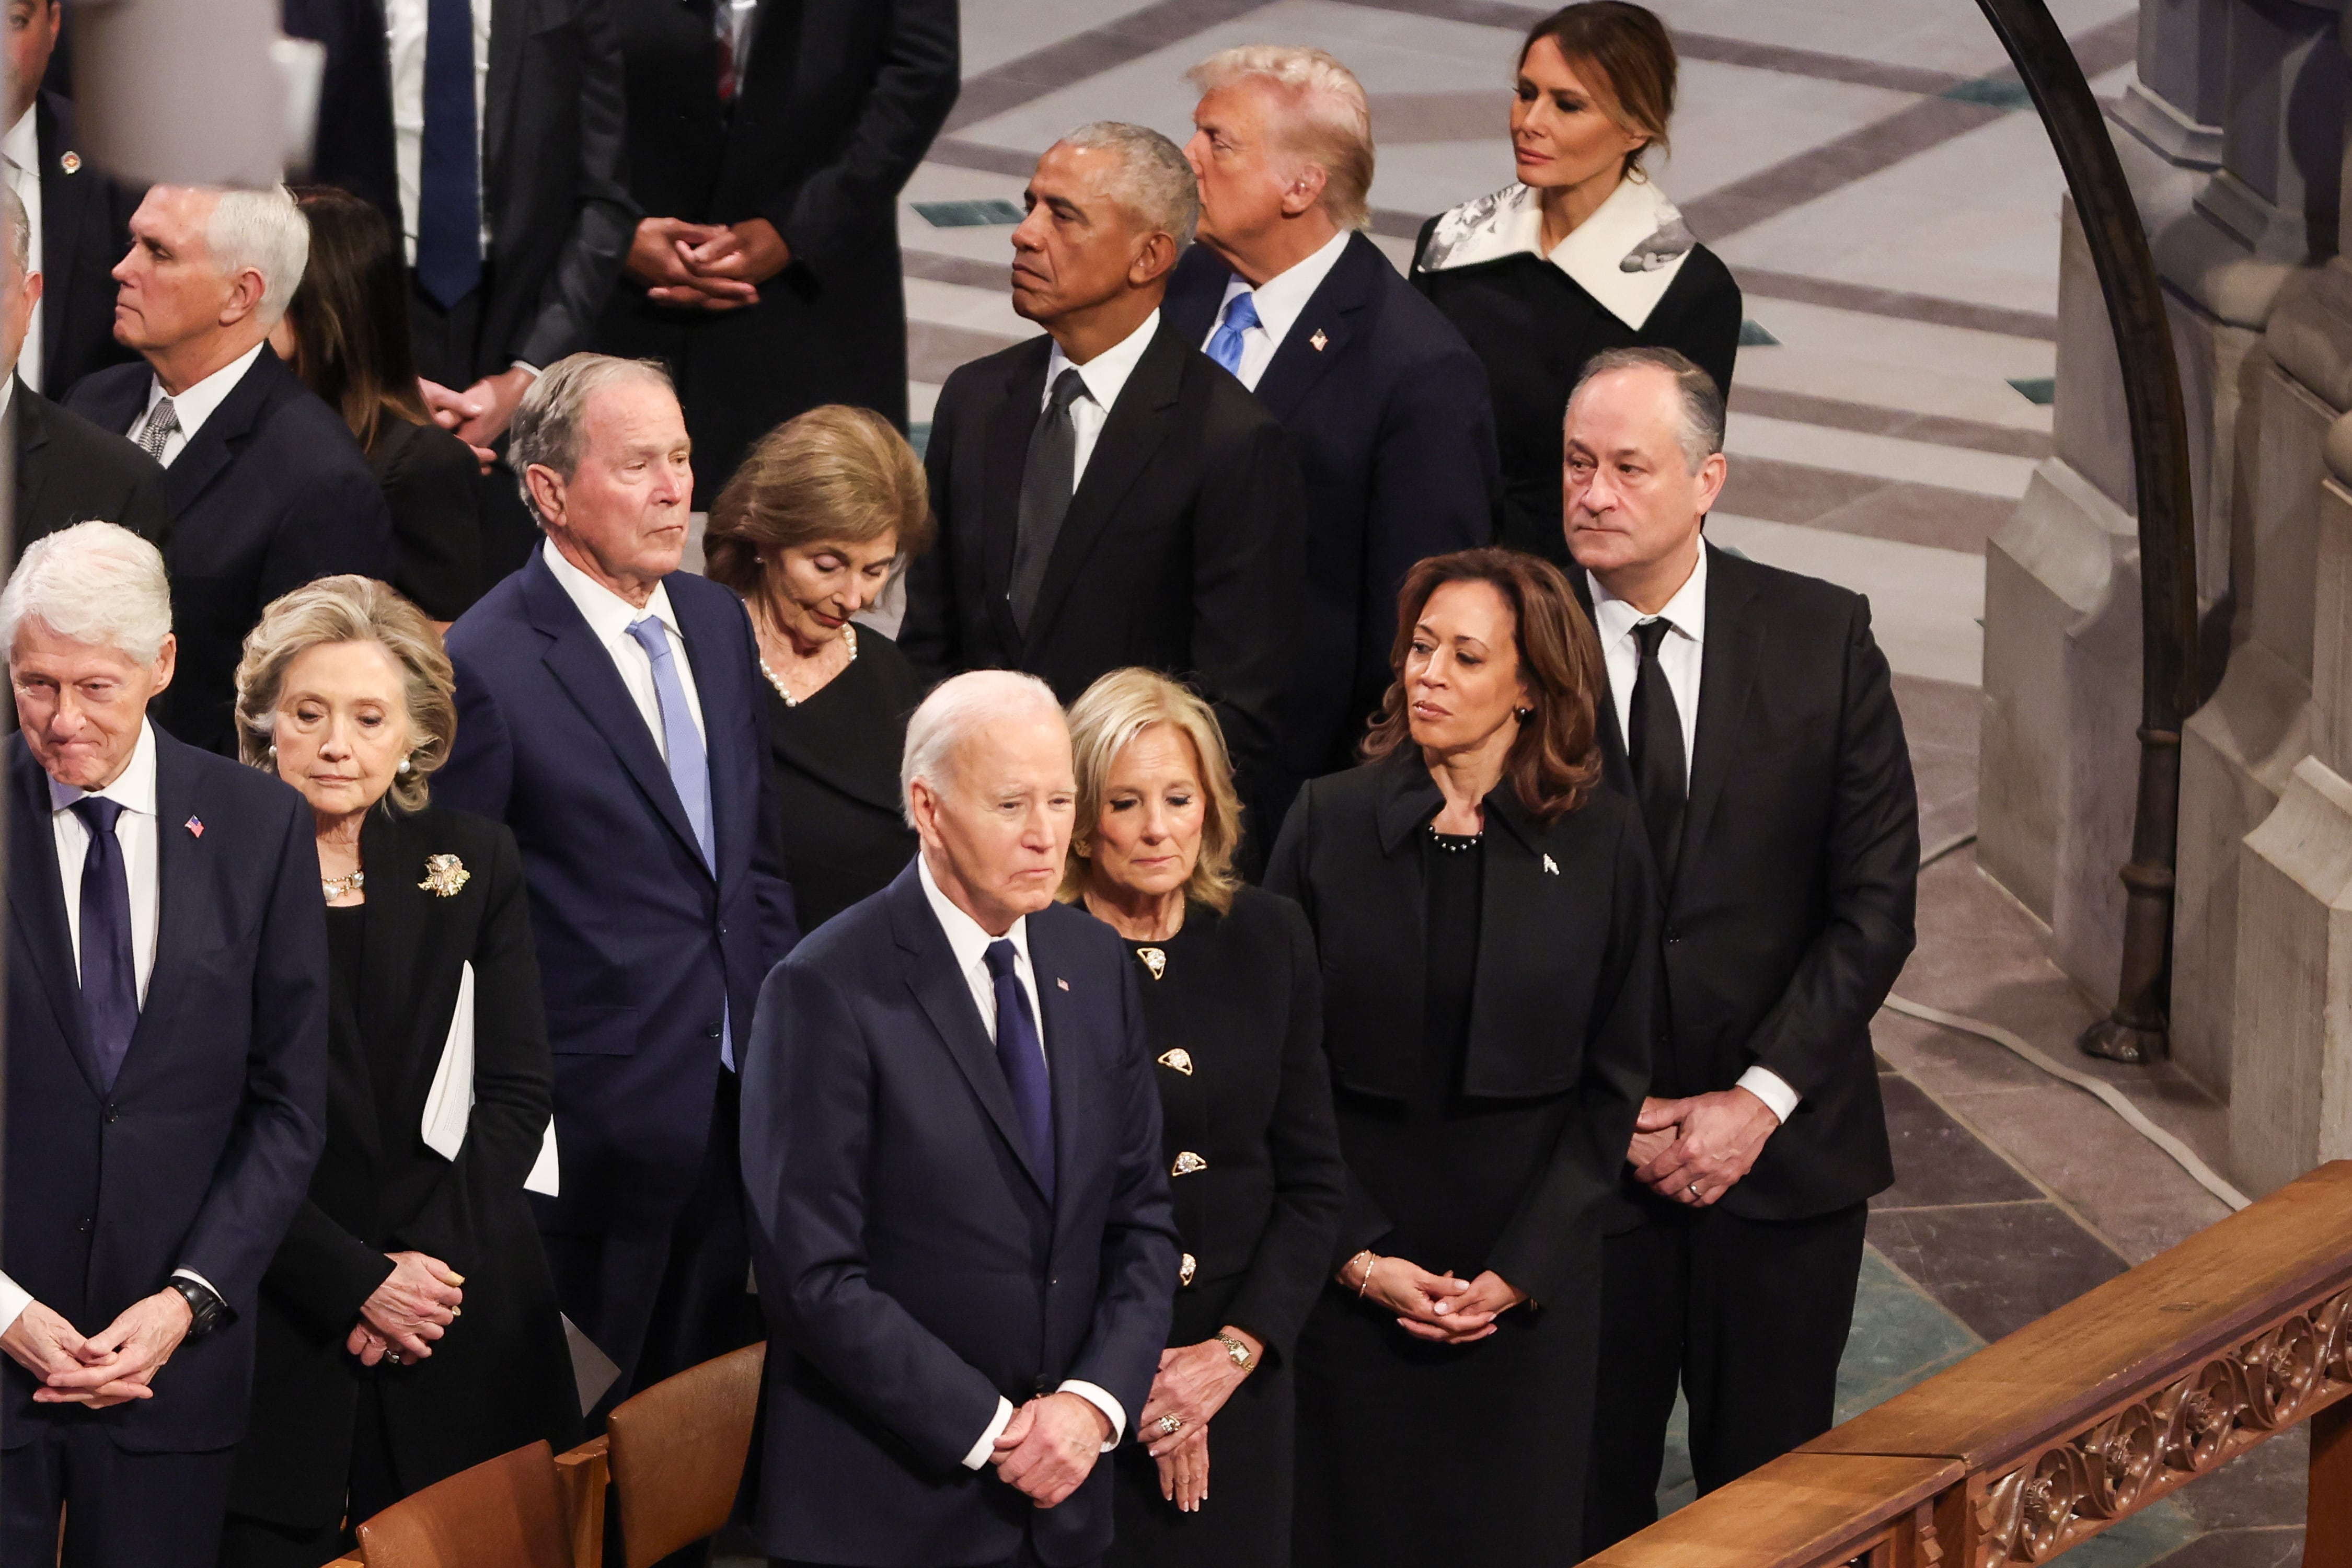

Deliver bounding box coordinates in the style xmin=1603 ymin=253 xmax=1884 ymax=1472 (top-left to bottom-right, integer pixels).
xmin=168 ymin=1278 xmax=229 ymax=1339
xmin=1214 ymin=1332 xmax=1255 ymax=1373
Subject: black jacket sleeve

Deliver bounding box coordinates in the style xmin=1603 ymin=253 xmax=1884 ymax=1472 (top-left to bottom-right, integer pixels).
xmin=511 ymin=0 xmax=636 ymax=369
xmin=896 ymin=375 xmax=961 ymax=683
xmin=379 ymin=423 xmax=485 ymax=622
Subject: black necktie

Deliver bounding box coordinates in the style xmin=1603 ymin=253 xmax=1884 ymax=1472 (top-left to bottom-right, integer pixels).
xmin=1009 ymin=369 xmax=1087 ymax=635
xmin=1627 ymin=617 xmax=1686 ymax=887
xmin=71 ymin=797 xmax=139 ymax=1088
xmin=416 ymin=0 xmax=482 ymax=309
xmin=984 ymin=939 xmax=1055 ymax=1198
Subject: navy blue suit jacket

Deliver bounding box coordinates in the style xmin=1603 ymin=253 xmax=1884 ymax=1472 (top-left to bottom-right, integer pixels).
xmin=740 ymin=864 xmax=1177 ymax=1567
xmin=3 ymin=729 xmax=327 ymax=1454
xmin=434 ymin=551 xmax=797 ymax=1365
xmin=1164 ymin=234 xmax=1500 ymax=780
xmin=66 ymin=350 xmax=396 ymax=756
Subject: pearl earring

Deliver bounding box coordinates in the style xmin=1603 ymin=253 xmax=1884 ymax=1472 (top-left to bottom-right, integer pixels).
xmin=267 ymin=744 xmax=276 ymax=756
xmin=1515 ymin=707 xmax=1535 ymax=721
xmin=397 ymin=757 xmax=412 ymax=775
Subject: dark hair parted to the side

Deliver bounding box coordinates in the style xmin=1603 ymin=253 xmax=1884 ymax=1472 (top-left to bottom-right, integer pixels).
xmin=1519 ymin=2 xmax=1678 ymax=177
xmin=282 ymin=186 xmax=432 ymax=456
xmin=1361 ymin=547 xmax=1606 ymax=824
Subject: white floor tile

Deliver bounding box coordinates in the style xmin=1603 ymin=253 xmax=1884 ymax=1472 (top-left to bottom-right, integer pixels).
xmin=1638 ymin=0 xmax=2132 ymax=78
xmin=903 ymin=276 xmax=1034 ymax=339
xmin=1707 ymin=513 xmax=1986 ymax=686
xmin=1736 ymin=344 xmax=2054 ymax=433
xmin=1739 ymin=295 xmax=2056 ymax=382
xmin=962 ymin=0 xmax=1171 ymax=76
xmin=1726 ymin=411 xmax=2039 ymax=497
xmin=1650 ymin=60 xmax=1919 ymax=201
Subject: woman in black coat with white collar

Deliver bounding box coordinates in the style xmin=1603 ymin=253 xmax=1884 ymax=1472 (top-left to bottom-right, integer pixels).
xmin=1266 ymin=548 xmax=1655 ymax=1567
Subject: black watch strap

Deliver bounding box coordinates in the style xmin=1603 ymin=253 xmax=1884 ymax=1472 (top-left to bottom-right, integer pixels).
xmin=169 ymin=1277 xmax=228 ymax=1338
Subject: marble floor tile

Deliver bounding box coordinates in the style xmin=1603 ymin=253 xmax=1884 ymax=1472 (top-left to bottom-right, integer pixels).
xmin=2167 ymin=1428 xmax=2309 ymax=1531
xmin=1685 ymin=95 xmax=2007 ymax=245
xmin=1893 ymin=672 xmax=1980 ymax=849
xmin=1873 ymin=1072 xmax=2044 ymax=1210
xmin=903 ymin=275 xmax=1035 ymax=340
xmin=959 ymin=0 xmax=1172 ymax=77
xmin=1732 ymin=386 xmax=2050 ymax=459
xmin=1738 ymin=290 xmax=2058 ymax=372
xmin=1734 ymin=343 xmax=2056 ymax=432
xmin=897 ymin=163 xmax=1035 ymax=266
xmin=2149 ymin=1528 xmax=2306 ymax=1568
xmin=1704 ymin=513 xmax=1984 ymax=686
xmin=1631 ymin=0 xmax=2133 ymax=77
xmin=1643 ymin=59 xmax=1921 ymax=204
xmin=1864 ymin=1199 xmax=2124 ymax=1342
xmin=1804 ymin=470 xmax=2022 ymax=555
xmin=907 ymin=318 xmax=1025 ymax=386
xmin=1834 ymin=1246 xmax=1984 ymax=1417
xmin=1724 ymin=411 xmax=2039 ymax=498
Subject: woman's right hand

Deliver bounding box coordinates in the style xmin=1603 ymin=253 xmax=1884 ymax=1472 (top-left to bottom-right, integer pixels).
xmin=359 ymin=1251 xmax=464 ymax=1362
xmin=1358 ymin=1256 xmax=1497 ymax=1344
xmin=1156 ymin=1423 xmax=1209 ymax=1512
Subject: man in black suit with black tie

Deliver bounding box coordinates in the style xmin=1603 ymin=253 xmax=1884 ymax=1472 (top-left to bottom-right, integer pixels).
xmin=1163 ymin=45 xmax=1497 ymax=782
xmin=593 ymin=0 xmax=959 ymax=502
xmin=0 ymin=521 xmax=327 ymax=1568
xmin=901 ymin=123 xmax=1306 ymax=862
xmin=1565 ymin=348 xmax=1918 ymax=1551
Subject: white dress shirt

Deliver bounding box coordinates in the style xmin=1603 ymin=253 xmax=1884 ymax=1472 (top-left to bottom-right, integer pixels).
xmin=540 ymin=539 xmax=709 ymax=758
xmin=1200 ymin=226 xmax=1351 ymax=392
xmin=3 ymin=103 xmax=43 ymax=393
xmin=1587 ymin=548 xmax=1798 ymax=1126
xmin=915 ymin=856 xmax=1126 ymax=1468
xmin=1041 ymin=308 xmax=1160 ymax=490
xmin=385 ymin=0 xmax=494 ymax=262
xmin=128 ymin=341 xmax=268 ymax=467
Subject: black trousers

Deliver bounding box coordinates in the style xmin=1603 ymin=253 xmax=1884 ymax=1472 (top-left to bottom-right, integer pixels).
xmin=1581 ymin=1198 xmax=1869 ymax=1554
xmin=3 ymin=1418 xmax=237 ymax=1567
xmin=217 ymin=1382 xmax=402 ymax=1568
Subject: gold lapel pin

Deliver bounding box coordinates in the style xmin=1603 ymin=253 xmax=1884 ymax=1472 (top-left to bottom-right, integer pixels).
xmin=1137 ymin=946 xmax=1167 ymax=979
xmin=60 ymin=151 xmax=79 ymax=175
xmin=1309 ymin=328 xmax=1329 ymax=351
xmin=1157 ymin=1048 xmax=1194 ymax=1076
xmin=1171 ymin=1150 xmax=1208 ymax=1177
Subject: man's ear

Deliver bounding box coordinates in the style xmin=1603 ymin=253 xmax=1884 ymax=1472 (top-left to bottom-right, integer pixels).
xmin=524 ymin=464 xmax=566 ymax=529
xmin=218 ymin=267 xmax=269 ymax=330
xmin=150 ymin=633 xmax=177 ymax=696
xmin=1281 ymin=163 xmax=1330 ymax=220
xmin=1129 ymin=230 xmax=1179 ymax=289
xmin=1693 ymin=450 xmax=1728 ymax=515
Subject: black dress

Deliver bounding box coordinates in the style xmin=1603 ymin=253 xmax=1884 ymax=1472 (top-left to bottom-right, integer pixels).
xmin=762 ymin=626 xmax=923 ymax=930
xmin=367 ymin=416 xmax=485 ymax=621
xmin=1104 ymin=889 xmax=1345 ymax=1568
xmin=1265 ymin=755 xmax=1657 ymax=1567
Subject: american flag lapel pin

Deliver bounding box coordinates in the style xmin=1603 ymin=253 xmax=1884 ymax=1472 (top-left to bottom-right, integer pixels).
xmin=1056 ymin=977 xmax=1070 ymax=991
xmin=185 ymin=815 xmax=204 ymax=838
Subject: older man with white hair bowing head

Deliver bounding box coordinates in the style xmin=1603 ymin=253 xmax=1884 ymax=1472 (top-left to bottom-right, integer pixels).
xmin=742 ymin=669 xmax=1178 ymax=1568
xmin=66 ymin=183 xmax=395 ymax=756
xmin=0 ymin=522 xmax=327 ymax=1568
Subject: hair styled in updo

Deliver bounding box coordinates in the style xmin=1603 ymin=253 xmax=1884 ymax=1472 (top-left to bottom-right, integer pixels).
xmin=1519 ymin=2 xmax=1679 ymax=178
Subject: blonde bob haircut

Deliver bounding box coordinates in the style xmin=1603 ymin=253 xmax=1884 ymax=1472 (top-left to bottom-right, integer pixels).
xmin=1059 ymin=667 xmax=1243 ymax=915
xmin=1185 ymin=45 xmax=1375 ymax=232
xmin=233 ymin=575 xmax=456 ymax=815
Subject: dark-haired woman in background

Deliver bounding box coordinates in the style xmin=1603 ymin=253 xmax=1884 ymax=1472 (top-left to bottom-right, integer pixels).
xmin=1267 ymin=548 xmax=1655 ymax=1566
xmin=1413 ymin=3 xmax=1740 ymax=570
xmin=273 ymin=187 xmax=483 ymax=624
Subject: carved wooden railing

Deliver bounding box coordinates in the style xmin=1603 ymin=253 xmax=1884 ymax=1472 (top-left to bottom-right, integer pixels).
xmin=1586 ymin=1160 xmax=2352 ymax=1568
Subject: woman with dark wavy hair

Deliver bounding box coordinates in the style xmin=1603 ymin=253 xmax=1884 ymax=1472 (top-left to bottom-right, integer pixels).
xmin=1265 ymin=546 xmax=1657 ymax=1566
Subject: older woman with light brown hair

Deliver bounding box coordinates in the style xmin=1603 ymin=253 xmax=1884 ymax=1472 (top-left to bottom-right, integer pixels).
xmin=704 ymin=403 xmax=935 ymax=928
xmin=1061 ymin=667 xmax=1344 ymax=1568
xmin=218 ymin=577 xmax=575 ymax=1568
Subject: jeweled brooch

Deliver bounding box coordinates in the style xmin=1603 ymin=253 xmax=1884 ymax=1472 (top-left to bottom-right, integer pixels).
xmin=419 ymin=854 xmax=470 ymax=897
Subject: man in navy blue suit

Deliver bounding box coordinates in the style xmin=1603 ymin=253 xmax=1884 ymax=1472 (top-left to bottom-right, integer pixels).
xmin=434 ymin=354 xmax=798 ymax=1412
xmin=1166 ymin=47 xmax=1498 ymax=782
xmin=0 ymin=522 xmax=327 ymax=1567
xmin=741 ymin=671 xmax=1177 ymax=1568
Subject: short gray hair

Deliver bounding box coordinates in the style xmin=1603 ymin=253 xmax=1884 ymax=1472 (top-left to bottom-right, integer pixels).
xmin=1567 ymin=347 xmax=1725 ymax=473
xmin=902 ymin=670 xmax=1065 ymax=826
xmin=1060 ymin=122 xmax=1200 ymax=247
xmin=508 ymin=352 xmax=677 ymax=525
xmin=1 ymin=186 xmax=28 ymax=278
xmin=202 ymin=185 xmax=309 ymax=326
xmin=1 ymin=521 xmax=174 ymax=664
xmin=1184 ymin=46 xmax=1375 ymax=231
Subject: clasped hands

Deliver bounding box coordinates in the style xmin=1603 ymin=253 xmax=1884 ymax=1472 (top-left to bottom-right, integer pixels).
xmin=1136 ymin=1328 xmax=1264 ymax=1513
xmin=1342 ymin=1253 xmax=1525 ymax=1346
xmin=1628 ymin=1089 xmax=1780 ymax=1206
xmin=3 ymin=1287 xmax=194 ymax=1408
xmin=990 ymin=1390 xmax=1111 ymax=1509
xmin=344 ymin=1251 xmax=464 ymax=1368
xmin=627 ymin=214 xmax=792 ymax=313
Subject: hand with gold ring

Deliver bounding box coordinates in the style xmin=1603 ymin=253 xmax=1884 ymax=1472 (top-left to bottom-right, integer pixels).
xmin=1157 ymin=1414 xmax=1184 ymax=1437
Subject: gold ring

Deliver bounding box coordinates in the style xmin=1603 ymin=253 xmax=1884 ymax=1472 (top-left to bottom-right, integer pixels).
xmin=1157 ymin=1414 xmax=1184 ymax=1436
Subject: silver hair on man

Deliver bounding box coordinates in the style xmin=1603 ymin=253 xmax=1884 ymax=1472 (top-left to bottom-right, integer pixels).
xmin=507 ymin=352 xmax=678 ymax=525
xmin=198 ymin=184 xmax=310 ymax=326
xmin=1183 ymin=45 xmax=1376 ymax=232
xmin=0 ymin=521 xmax=174 ymax=664
xmin=1566 ymin=345 xmax=1726 ymax=474
xmin=901 ymin=669 xmax=1066 ymax=826
xmin=1060 ymin=121 xmax=1201 ymax=247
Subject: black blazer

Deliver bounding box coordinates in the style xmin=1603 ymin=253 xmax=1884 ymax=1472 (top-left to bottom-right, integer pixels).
xmin=368 ymin=416 xmax=485 ymax=622
xmin=1163 ymin=236 xmax=1501 ymax=779
xmin=8 ymin=376 xmax=170 ymax=562
xmin=593 ymin=0 xmax=959 ymax=499
xmin=1583 ymin=546 xmax=1917 ymax=1221
xmin=3 ymin=729 xmax=327 ymax=1454
xmin=740 ymin=864 xmax=1179 ymax=1566
xmin=1264 ymin=754 xmax=1655 ymax=1306
xmin=34 ymin=90 xmax=141 ymax=397
xmin=287 ymin=0 xmax=635 ymax=375
xmin=66 ymin=350 xmax=397 ymax=755
xmin=901 ymin=321 xmax=1308 ymax=854
xmin=228 ymin=805 xmax=577 ymax=1528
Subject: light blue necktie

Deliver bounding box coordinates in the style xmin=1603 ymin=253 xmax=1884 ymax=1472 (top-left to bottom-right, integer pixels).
xmin=627 ymin=616 xmax=731 ymax=1068
xmin=1206 ymin=290 xmax=1259 ymax=375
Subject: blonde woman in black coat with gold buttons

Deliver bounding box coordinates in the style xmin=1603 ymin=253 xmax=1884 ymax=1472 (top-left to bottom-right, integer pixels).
xmin=1063 ymin=667 xmax=1345 ymax=1568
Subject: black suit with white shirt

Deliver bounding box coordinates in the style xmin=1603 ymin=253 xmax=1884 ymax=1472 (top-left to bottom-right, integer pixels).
xmin=6 ymin=376 xmax=171 ymax=562
xmin=21 ymin=90 xmax=142 ymax=398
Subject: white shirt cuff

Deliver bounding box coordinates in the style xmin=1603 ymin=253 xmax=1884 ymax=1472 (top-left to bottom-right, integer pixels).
xmin=509 ymin=361 xmax=541 ymax=379
xmin=1059 ymin=1379 xmax=1125 ymax=1451
xmin=0 ymin=1272 xmax=31 ymax=1336
xmin=961 ymin=1395 xmax=1015 ymax=1471
xmin=170 ymin=1268 xmax=224 ymax=1305
xmin=1737 ymin=1066 xmax=1800 ymax=1125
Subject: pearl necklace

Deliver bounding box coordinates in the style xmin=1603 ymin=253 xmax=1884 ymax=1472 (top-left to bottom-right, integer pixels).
xmin=322 ymin=869 xmax=365 ymax=900
xmin=758 ymin=622 xmax=858 ymax=708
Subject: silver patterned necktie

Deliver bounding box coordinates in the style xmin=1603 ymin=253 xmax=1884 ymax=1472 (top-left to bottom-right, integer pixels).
xmin=136 ymin=396 xmax=180 ymax=462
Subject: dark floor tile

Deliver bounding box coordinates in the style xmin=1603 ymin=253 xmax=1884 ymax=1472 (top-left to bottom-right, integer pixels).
xmin=1865 ymin=1200 xmax=2125 ymax=1343
xmin=1872 ymin=1074 xmax=2042 ymax=1209
xmin=2168 ymin=1426 xmax=2308 ymax=1530
xmin=1715 ymin=453 xmax=1883 ymax=526
xmin=2151 ymin=1528 xmax=2305 ymax=1568
xmin=1807 ymin=476 xmax=2018 ymax=554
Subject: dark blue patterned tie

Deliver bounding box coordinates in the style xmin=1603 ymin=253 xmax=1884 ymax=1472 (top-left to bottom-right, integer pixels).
xmin=416 ymin=0 xmax=482 ymax=309
xmin=70 ymin=798 xmax=137 ymax=1088
xmin=984 ymin=939 xmax=1054 ymax=1198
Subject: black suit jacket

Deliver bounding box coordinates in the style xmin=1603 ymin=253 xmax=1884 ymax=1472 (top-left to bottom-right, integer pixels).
xmin=287 ymin=0 xmax=635 ymax=375
xmin=740 ymin=864 xmax=1178 ymax=1567
xmin=8 ymin=377 xmax=170 ymax=562
xmin=67 ymin=349 xmax=397 ymax=755
xmin=3 ymin=728 xmax=327 ymax=1454
xmin=1584 ymin=546 xmax=1917 ymax=1221
xmin=1163 ymin=236 xmax=1500 ymax=778
xmin=594 ymin=0 xmax=958 ymax=499
xmin=34 ymin=90 xmax=141 ymax=398
xmin=901 ymin=321 xmax=1308 ymax=854
xmin=228 ymin=805 xmax=578 ymax=1529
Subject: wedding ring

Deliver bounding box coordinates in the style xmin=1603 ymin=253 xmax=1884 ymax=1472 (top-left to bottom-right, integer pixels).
xmin=1687 ymin=1182 xmax=1702 ymax=1197
xmin=1157 ymin=1414 xmax=1184 ymax=1436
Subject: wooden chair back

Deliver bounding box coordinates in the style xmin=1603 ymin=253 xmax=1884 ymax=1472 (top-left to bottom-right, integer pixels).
xmin=354 ymin=1441 xmax=572 ymax=1568
xmin=605 ymin=1341 xmax=767 ymax=1568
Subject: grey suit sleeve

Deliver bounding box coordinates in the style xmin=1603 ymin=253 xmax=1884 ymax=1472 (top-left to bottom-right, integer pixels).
xmin=510 ymin=0 xmax=636 ymax=369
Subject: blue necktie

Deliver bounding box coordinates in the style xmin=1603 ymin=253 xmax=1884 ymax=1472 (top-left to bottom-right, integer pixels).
xmin=984 ymin=939 xmax=1054 ymax=1198
xmin=626 ymin=616 xmax=715 ymax=871
xmin=416 ymin=0 xmax=482 ymax=309
xmin=71 ymin=798 xmax=137 ymax=1089
xmin=1206 ymin=290 xmax=1259 ymax=375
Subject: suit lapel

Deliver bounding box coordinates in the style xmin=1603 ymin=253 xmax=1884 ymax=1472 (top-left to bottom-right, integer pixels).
xmin=10 ymin=383 xmax=53 ymax=539
xmin=124 ymin=733 xmax=209 ymax=1085
xmin=979 ymin=347 xmax=1047 ymax=654
xmin=485 ymin=0 xmax=526 ymax=202
xmin=1249 ymin=235 xmax=1378 ymax=421
xmin=1678 ymin=545 xmax=1761 ymax=883
xmin=1030 ymin=915 xmax=1086 ymax=1238
xmin=7 ymin=743 xmax=103 ymax=1096
xmin=163 ymin=352 xmax=279 ymax=516
xmin=35 ymin=97 xmax=92 ymax=393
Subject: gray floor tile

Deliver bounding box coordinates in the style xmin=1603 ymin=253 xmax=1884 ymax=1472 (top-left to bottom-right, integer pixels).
xmin=1872 ymin=1073 xmax=2043 ymax=1210
xmin=1865 ymin=1199 xmax=2124 ymax=1342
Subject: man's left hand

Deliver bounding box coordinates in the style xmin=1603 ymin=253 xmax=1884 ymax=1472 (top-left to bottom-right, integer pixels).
xmin=667 ymin=218 xmax=792 ymax=312
xmin=442 ymin=366 xmax=536 ymax=449
xmin=32 ymin=1288 xmax=192 ymax=1408
xmin=991 ymin=1391 xmax=1111 ymax=1508
xmin=1634 ymin=1087 xmax=1781 ymax=1206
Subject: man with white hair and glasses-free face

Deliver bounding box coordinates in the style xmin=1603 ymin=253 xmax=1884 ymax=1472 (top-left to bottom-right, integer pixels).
xmin=741 ymin=670 xmax=1177 ymax=1568
xmin=0 ymin=522 xmax=327 ymax=1568
xmin=66 ymin=183 xmax=395 ymax=756
xmin=901 ymin=122 xmax=1307 ymax=872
